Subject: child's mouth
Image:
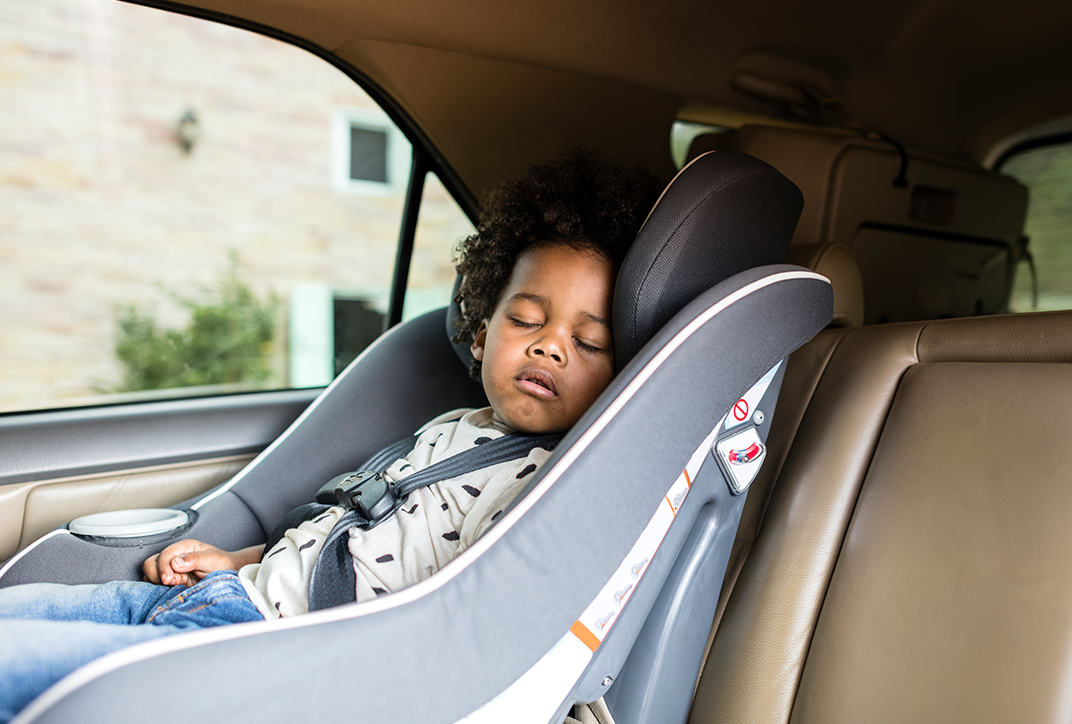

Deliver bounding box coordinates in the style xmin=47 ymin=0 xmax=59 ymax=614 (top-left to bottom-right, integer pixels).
xmin=517 ymin=369 xmax=557 ymax=398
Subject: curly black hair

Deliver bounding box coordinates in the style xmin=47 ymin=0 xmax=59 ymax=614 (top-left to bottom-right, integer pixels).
xmin=452 ymin=147 xmax=661 ymax=378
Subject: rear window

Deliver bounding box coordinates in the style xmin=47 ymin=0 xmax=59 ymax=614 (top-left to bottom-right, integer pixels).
xmin=1000 ymin=141 xmax=1072 ymax=313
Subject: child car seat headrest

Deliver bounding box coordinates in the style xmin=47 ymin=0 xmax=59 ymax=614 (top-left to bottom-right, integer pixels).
xmin=613 ymin=149 xmax=803 ymax=367
xmin=447 ymin=150 xmax=804 ymax=373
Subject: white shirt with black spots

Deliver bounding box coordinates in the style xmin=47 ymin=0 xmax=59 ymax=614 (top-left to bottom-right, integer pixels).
xmin=238 ymin=407 xmax=551 ymax=619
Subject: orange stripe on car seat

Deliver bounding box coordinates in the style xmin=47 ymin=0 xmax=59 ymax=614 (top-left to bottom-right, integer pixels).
xmin=570 ymin=620 xmax=601 ymax=652
xmin=683 ymin=469 xmax=691 ymax=487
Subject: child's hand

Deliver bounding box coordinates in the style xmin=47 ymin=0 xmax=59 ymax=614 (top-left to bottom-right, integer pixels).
xmin=142 ymin=539 xmax=243 ymax=586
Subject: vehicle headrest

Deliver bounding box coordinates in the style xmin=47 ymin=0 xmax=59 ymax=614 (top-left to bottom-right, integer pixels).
xmin=685 ymin=128 xmax=738 ymax=162
xmin=783 ymin=242 xmax=864 ymax=327
xmin=447 ymin=149 xmax=804 ymax=374
xmin=612 ymin=149 xmax=804 ymax=367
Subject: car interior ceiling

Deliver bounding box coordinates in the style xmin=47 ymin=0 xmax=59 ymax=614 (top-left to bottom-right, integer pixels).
xmin=9 ymin=0 xmax=1072 ymax=721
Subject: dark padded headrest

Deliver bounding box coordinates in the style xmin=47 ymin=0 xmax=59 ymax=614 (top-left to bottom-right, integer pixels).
xmin=612 ymin=150 xmax=803 ymax=368
xmin=447 ymin=274 xmax=471 ymax=371
xmin=447 ymin=149 xmax=803 ymax=374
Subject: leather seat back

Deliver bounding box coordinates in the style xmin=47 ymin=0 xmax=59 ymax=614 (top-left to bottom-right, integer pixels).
xmin=691 ymin=310 xmax=1072 ymax=723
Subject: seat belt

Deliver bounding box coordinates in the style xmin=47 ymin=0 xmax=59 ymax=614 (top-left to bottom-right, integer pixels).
xmin=262 ymin=430 xmax=561 ymax=611
xmin=260 ymin=435 xmax=420 ymax=556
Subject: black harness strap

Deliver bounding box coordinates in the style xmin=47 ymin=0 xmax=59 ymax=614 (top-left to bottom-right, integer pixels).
xmin=261 ymin=436 xmax=420 ymax=556
xmin=306 ymin=431 xmax=562 ymax=611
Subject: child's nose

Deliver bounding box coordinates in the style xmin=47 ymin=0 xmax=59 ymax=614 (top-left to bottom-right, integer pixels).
xmin=531 ymin=331 xmax=565 ymax=363
xmin=532 ymin=345 xmax=562 ymax=363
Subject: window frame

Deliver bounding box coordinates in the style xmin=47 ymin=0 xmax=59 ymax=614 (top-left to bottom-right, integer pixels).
xmin=1 ymin=0 xmax=477 ymax=418
xmin=0 ymin=1 xmax=481 ymax=502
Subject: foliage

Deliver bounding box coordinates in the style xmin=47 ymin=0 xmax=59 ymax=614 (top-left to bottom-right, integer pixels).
xmin=114 ymin=257 xmax=278 ymax=392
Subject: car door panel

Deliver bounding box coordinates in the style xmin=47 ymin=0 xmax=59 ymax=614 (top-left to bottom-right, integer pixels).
xmin=0 ymin=389 xmax=316 ymax=562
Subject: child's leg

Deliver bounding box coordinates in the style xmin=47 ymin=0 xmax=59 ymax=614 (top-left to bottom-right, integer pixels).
xmin=0 ymin=571 xmax=263 ymax=722
xmin=0 ymin=571 xmax=262 ymax=627
xmin=143 ymin=570 xmax=263 ymax=629
xmin=0 ymin=617 xmax=182 ymax=722
xmin=0 ymin=579 xmax=176 ymax=625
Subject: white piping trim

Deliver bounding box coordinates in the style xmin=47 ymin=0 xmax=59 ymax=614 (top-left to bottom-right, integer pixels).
xmin=636 ymin=151 xmax=714 ymax=234
xmin=192 ymin=321 xmax=405 ymax=510
xmin=0 ymin=530 xmax=70 ymax=581
xmin=19 ymin=270 xmax=829 ymax=718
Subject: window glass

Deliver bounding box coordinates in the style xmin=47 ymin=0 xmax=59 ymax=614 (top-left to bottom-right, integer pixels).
xmin=0 ymin=0 xmax=432 ymax=412
xmin=402 ymin=173 xmax=477 ymax=323
xmin=349 ymin=127 xmax=388 ymax=183
xmin=670 ymin=120 xmax=731 ymax=170
xmin=1001 ymin=142 xmax=1072 ymax=313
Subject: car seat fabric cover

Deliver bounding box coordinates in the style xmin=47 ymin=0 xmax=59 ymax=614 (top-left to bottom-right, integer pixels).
xmin=17 ymin=151 xmax=827 ymax=724
xmin=614 ymin=149 xmax=803 ymax=365
xmin=23 ymin=267 xmax=832 ymax=724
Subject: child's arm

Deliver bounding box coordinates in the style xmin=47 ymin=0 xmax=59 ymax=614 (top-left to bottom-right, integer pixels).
xmin=142 ymin=540 xmax=265 ymax=586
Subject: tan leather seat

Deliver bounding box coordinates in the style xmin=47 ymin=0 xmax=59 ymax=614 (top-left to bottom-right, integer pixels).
xmin=691 ymin=310 xmax=1072 ymax=723
xmin=784 ymin=242 xmax=864 ymax=328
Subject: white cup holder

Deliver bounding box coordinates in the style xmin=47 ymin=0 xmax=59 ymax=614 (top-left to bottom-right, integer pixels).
xmin=69 ymin=508 xmax=189 ymax=538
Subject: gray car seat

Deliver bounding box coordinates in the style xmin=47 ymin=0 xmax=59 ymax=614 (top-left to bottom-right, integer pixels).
xmin=3 ymin=150 xmax=832 ymax=724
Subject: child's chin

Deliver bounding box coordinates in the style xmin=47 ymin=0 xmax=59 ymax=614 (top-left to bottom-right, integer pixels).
xmin=503 ymin=413 xmax=565 ymax=436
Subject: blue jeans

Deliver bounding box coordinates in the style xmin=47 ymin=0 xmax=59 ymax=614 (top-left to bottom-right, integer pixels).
xmin=0 ymin=571 xmax=263 ymax=722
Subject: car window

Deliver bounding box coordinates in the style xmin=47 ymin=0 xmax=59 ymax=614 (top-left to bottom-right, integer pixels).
xmin=670 ymin=120 xmax=732 ymax=170
xmin=403 ymin=173 xmax=476 ymax=324
xmin=1000 ymin=141 xmax=1072 ymax=313
xmin=0 ymin=0 xmax=467 ymax=412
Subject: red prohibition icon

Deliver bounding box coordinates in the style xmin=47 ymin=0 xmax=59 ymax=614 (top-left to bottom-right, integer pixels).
xmin=733 ymin=398 xmax=749 ymax=421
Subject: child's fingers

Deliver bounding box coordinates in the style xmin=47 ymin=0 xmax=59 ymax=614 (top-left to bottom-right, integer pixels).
xmin=142 ymin=553 xmax=161 ymax=584
xmin=171 ymin=548 xmax=227 ymax=575
xmin=155 ymin=540 xmax=205 ymax=585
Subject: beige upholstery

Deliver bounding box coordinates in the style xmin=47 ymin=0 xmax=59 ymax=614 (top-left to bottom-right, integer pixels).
xmin=0 ymin=456 xmax=252 ymax=564
xmin=733 ymin=125 xmax=1028 ymax=323
xmin=685 ymin=134 xmax=868 ymax=328
xmin=783 ymin=243 xmax=864 ymax=327
xmin=691 ymin=310 xmax=1072 ymax=723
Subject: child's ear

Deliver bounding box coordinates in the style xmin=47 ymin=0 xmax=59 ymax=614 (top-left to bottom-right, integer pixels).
xmin=470 ymin=321 xmax=489 ymax=361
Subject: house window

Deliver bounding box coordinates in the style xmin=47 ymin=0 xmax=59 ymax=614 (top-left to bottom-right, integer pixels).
xmin=333 ymin=108 xmax=410 ymax=193
xmin=350 ymin=126 xmax=388 ymax=183
xmin=333 ymin=297 xmax=386 ymax=376
xmin=287 ymin=284 xmax=388 ymax=387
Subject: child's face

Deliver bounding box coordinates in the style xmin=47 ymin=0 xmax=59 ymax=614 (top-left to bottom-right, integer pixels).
xmin=470 ymin=243 xmax=616 ymax=434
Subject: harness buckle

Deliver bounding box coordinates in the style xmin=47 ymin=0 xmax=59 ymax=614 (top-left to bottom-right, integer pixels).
xmin=317 ymin=470 xmax=405 ymax=528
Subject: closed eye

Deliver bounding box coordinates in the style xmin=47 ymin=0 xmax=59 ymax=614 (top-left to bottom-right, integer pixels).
xmin=510 ymin=317 xmax=540 ymax=329
xmin=574 ymin=337 xmax=605 ymax=354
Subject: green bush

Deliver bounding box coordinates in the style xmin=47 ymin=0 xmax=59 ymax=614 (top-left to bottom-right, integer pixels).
xmin=114 ymin=257 xmax=278 ymax=392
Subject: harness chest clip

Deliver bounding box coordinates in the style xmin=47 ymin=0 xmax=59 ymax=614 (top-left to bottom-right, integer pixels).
xmin=318 ymin=470 xmax=405 ymax=527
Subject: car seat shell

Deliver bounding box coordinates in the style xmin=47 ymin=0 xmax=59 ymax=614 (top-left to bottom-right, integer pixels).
xmin=6 ymin=151 xmax=833 ymax=724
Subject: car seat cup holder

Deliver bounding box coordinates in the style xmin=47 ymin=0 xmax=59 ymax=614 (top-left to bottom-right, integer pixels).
xmin=68 ymin=508 xmax=190 ymax=538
